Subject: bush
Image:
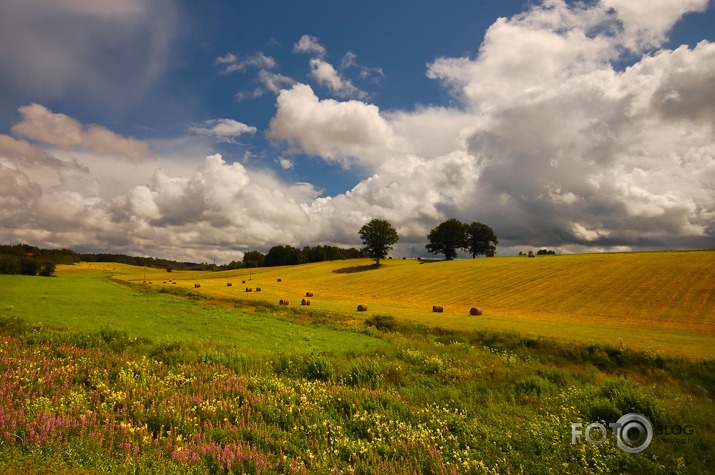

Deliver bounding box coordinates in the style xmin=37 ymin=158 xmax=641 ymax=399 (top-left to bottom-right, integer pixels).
xmin=514 ymin=375 xmax=555 ymax=396
xmin=303 ymin=354 xmax=334 ymax=381
xmin=39 ymin=262 xmax=56 ymax=277
xmin=345 ymin=360 xmax=384 ymax=388
xmin=364 ymin=315 xmax=397 ymax=332
xmin=588 ymin=378 xmax=664 ymax=425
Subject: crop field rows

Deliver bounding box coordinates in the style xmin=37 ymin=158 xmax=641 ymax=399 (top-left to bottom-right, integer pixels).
xmin=106 ymin=251 xmax=715 ymax=359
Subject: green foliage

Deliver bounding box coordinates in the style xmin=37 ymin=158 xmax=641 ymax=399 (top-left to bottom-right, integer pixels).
xmin=426 ymin=218 xmax=466 ymax=260
xmin=514 ymin=375 xmax=556 ymax=397
xmin=264 ymin=244 xmax=305 ymax=266
xmin=242 ymin=249 xmax=266 ymax=267
xmin=0 ymin=313 xmax=714 ymax=474
xmin=304 ymin=353 xmax=335 ymax=381
xmin=425 ymin=219 xmax=498 ymax=259
xmin=38 ymin=262 xmax=56 ymax=277
xmin=364 ymin=314 xmax=397 ymax=331
xmin=344 ymin=360 xmax=384 ymax=388
xmin=358 ymin=218 xmax=399 ymax=265
xmin=594 ymin=378 xmax=664 ymax=425
xmin=464 ymin=221 xmax=499 ymax=257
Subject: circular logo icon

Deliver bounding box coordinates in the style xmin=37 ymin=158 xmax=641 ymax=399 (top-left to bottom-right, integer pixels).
xmin=615 ymin=413 xmax=653 ymax=453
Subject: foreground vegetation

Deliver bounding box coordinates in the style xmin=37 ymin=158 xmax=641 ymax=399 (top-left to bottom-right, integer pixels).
xmin=1 ymin=310 xmax=713 ymax=474
xmin=1 ymin=252 xmax=713 ymax=473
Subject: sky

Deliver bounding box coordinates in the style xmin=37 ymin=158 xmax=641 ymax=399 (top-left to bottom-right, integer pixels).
xmin=0 ymin=0 xmax=714 ymax=263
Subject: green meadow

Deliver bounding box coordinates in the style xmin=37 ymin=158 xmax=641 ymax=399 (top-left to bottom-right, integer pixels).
xmin=0 ymin=270 xmax=383 ymax=355
xmin=1 ymin=251 xmax=714 ymax=474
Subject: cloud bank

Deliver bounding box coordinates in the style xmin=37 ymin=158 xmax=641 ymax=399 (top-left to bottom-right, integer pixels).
xmin=1 ymin=0 xmax=713 ymax=262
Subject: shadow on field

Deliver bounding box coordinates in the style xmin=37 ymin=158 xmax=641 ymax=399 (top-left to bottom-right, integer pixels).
xmin=332 ymin=264 xmax=380 ymax=274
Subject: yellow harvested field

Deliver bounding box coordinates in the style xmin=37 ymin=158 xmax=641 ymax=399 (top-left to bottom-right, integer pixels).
xmin=101 ymin=250 xmax=714 ymax=358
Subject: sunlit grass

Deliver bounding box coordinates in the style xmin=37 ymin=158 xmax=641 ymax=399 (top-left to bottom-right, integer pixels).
xmin=0 ymin=271 xmax=384 ymax=356
xmin=106 ymin=251 xmax=715 ymax=358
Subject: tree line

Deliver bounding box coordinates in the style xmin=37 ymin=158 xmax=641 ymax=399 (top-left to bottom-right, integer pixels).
xmin=237 ymin=245 xmax=367 ymax=268
xmin=1 ymin=217 xmax=498 ymax=276
xmin=0 ymin=244 xmax=75 ymax=276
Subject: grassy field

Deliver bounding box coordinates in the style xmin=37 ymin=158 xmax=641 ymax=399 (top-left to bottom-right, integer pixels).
xmin=1 ymin=251 xmax=714 ymax=474
xmin=102 ymin=250 xmax=715 ymax=359
xmin=0 ymin=269 xmax=384 ymax=356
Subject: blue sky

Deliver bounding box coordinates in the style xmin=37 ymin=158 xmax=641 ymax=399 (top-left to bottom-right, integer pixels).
xmin=0 ymin=0 xmax=713 ymax=263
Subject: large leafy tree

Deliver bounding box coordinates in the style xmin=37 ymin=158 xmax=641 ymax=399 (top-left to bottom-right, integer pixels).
xmin=426 ymin=218 xmax=466 ymax=260
xmin=464 ymin=221 xmax=499 ymax=257
xmin=359 ymin=219 xmax=399 ymax=266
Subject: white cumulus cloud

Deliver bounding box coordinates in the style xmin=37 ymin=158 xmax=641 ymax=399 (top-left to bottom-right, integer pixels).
xmin=189 ymin=119 xmax=258 ymax=142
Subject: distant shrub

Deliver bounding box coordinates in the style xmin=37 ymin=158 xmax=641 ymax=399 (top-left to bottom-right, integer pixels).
xmin=39 ymin=262 xmax=56 ymax=277
xmin=365 ymin=315 xmax=397 ymax=332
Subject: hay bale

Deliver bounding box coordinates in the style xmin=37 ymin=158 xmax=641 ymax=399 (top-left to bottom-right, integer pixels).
xmin=470 ymin=307 xmax=483 ymax=316
xmin=227 ymin=282 xmax=232 ymax=287
xmin=277 ymin=278 xmax=282 ymax=282
xmin=246 ymin=287 xmax=252 ymax=292
xmin=305 ymin=291 xmax=314 ymax=297
xmin=357 ymin=304 xmax=368 ymax=312
xmin=279 ymin=299 xmax=289 ymax=306
xmin=301 ymin=298 xmax=311 ymax=306
xmin=194 ymin=283 xmax=201 ymax=288
xmin=432 ymin=305 xmax=444 ymax=313
xmin=242 ymin=280 xmax=246 ymax=284
xmin=255 ymin=287 xmax=261 ymax=292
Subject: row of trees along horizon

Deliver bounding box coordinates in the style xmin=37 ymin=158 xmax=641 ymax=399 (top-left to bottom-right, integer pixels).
xmin=0 ymin=219 xmax=498 ymax=276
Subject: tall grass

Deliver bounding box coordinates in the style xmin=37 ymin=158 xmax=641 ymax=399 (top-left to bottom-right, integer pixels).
xmin=1 ymin=313 xmax=713 ymax=474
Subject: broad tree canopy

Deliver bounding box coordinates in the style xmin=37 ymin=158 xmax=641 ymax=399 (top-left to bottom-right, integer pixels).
xmin=359 ymin=219 xmax=399 ymax=266
xmin=464 ymin=222 xmax=499 ymax=258
xmin=426 ymin=218 xmax=466 ymax=260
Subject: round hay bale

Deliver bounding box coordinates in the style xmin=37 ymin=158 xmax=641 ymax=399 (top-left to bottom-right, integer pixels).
xmin=194 ymin=283 xmax=201 ymax=288
xmin=163 ymin=281 xmax=167 ymax=284
xmin=227 ymin=282 xmax=232 ymax=287
xmin=246 ymin=287 xmax=252 ymax=292
xmin=470 ymin=307 xmax=483 ymax=316
xmin=242 ymin=280 xmax=246 ymax=284
xmin=305 ymin=291 xmax=314 ymax=297
xmin=255 ymin=287 xmax=261 ymax=292
xmin=277 ymin=278 xmax=282 ymax=282
xmin=357 ymin=304 xmax=368 ymax=312
xmin=301 ymin=298 xmax=310 ymax=306
xmin=279 ymin=299 xmax=289 ymax=305
xmin=432 ymin=305 xmax=444 ymax=313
